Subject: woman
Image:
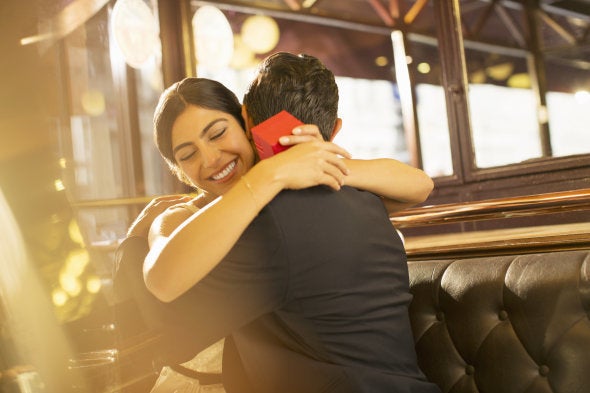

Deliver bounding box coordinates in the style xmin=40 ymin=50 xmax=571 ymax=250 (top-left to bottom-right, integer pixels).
xmin=140 ymin=77 xmax=433 ymax=303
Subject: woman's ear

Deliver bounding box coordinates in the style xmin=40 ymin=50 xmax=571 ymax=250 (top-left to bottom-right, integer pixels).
xmin=330 ymin=118 xmax=343 ymax=141
xmin=241 ymin=105 xmax=254 ymax=138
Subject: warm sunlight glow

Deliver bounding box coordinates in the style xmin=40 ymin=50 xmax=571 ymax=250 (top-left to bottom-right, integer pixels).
xmin=486 ymin=62 xmax=514 ymax=81
xmin=54 ymin=179 xmax=65 ymax=192
xmin=52 ymin=288 xmax=69 ymax=307
xmin=68 ymin=220 xmax=85 ymax=246
xmin=417 ymin=62 xmax=431 ymax=74
xmin=81 ymin=89 xmax=106 ymax=116
xmin=241 ymin=15 xmax=280 ymax=54
xmin=65 ymin=249 xmax=90 ymax=277
xmin=193 ymin=5 xmax=234 ymax=69
xmin=375 ymin=56 xmax=389 ymax=67
xmin=59 ymin=272 xmax=82 ymax=297
xmin=111 ymin=0 xmax=159 ymax=68
xmin=230 ymin=35 xmax=257 ymax=69
xmin=507 ymin=73 xmax=531 ymax=89
xmin=86 ymin=276 xmax=102 ymax=294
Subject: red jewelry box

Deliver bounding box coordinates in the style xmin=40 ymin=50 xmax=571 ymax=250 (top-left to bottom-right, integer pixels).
xmin=251 ymin=110 xmax=304 ymax=160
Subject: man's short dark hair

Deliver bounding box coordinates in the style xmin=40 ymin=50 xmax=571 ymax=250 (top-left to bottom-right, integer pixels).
xmin=243 ymin=52 xmax=339 ymax=141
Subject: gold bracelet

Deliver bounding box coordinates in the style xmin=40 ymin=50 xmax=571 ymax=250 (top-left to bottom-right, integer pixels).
xmin=241 ymin=176 xmax=259 ymax=209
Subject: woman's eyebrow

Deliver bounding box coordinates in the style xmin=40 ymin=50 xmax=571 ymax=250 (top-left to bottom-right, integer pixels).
xmin=199 ymin=118 xmax=227 ymax=137
xmin=173 ymin=141 xmax=193 ymax=155
xmin=172 ymin=118 xmax=228 ymax=155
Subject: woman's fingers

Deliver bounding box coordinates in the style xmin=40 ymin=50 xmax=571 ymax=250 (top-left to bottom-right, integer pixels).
xmin=268 ymin=140 xmax=353 ymax=191
xmin=279 ymin=134 xmax=315 ymax=146
xmin=279 ymin=124 xmax=323 ymax=145
xmin=301 ymin=142 xmax=350 ymax=176
xmin=325 ymin=142 xmax=352 ymax=160
xmin=320 ymin=163 xmax=345 ymax=190
xmin=301 ymin=148 xmax=348 ymax=190
xmin=320 ymin=176 xmax=342 ymax=191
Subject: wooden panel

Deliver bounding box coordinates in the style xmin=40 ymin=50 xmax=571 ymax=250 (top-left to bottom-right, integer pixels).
xmin=391 ymin=188 xmax=590 ymax=227
xmin=392 ymin=188 xmax=590 ymax=259
xmin=403 ymin=222 xmax=590 ymax=259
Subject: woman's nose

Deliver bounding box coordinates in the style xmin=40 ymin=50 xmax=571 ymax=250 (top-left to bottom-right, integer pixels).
xmin=201 ymin=146 xmax=221 ymax=168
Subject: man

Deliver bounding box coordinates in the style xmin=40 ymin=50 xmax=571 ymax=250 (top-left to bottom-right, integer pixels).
xmin=231 ymin=52 xmax=439 ymax=392
xmin=116 ymin=53 xmax=439 ymax=393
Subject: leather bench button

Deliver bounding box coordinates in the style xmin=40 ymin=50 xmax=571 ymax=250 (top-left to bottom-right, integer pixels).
xmin=539 ymin=365 xmax=549 ymax=376
xmin=436 ymin=311 xmax=445 ymax=321
xmin=465 ymin=365 xmax=475 ymax=375
xmin=499 ymin=310 xmax=508 ymax=320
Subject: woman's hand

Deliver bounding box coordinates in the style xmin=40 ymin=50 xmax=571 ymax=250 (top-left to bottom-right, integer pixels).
xmin=278 ymin=124 xmax=325 ymax=146
xmin=254 ymin=123 xmax=350 ymax=191
xmin=127 ymin=195 xmax=193 ymax=238
xmin=259 ymin=140 xmax=351 ymax=191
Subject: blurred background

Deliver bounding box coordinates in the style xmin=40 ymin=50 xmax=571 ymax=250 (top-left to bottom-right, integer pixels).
xmin=1 ymin=0 xmax=589 ymax=391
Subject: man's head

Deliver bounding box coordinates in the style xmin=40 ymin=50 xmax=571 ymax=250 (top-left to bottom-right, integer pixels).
xmin=243 ymin=52 xmax=339 ymax=141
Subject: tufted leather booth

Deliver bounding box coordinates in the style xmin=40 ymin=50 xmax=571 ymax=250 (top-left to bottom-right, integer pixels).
xmin=407 ymin=249 xmax=590 ymax=393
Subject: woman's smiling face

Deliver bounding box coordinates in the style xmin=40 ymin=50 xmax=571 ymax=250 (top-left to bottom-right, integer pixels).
xmin=171 ymin=105 xmax=256 ymax=197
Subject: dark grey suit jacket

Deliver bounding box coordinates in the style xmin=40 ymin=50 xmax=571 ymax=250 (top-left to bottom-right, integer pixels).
xmin=116 ymin=186 xmax=440 ymax=393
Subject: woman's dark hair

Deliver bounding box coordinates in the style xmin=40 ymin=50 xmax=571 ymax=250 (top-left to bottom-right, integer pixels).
xmin=153 ymin=78 xmax=245 ymax=184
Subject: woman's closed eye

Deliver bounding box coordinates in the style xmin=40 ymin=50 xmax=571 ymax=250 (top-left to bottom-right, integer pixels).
xmin=209 ymin=127 xmax=227 ymax=140
xmin=178 ymin=150 xmax=196 ymax=162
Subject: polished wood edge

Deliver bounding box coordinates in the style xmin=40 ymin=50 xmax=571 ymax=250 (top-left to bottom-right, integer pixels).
xmin=391 ymin=188 xmax=590 ymax=227
xmin=403 ymin=222 xmax=590 ymax=259
xmin=406 ymin=235 xmax=590 ymax=260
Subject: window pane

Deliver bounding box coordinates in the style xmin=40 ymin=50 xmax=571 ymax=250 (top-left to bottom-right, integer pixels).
xmin=60 ymin=9 xmax=129 ymax=245
xmin=416 ymin=84 xmax=453 ymax=177
xmin=469 ymin=84 xmax=541 ymax=167
xmin=334 ymin=78 xmax=407 ymax=161
xmin=544 ymin=58 xmax=590 ymax=157
xmin=465 ymin=49 xmax=542 ymax=167
xmin=413 ymin=41 xmax=453 ymax=177
xmin=547 ymin=91 xmax=590 ymax=156
xmin=133 ymin=58 xmax=174 ymax=196
xmin=63 ymin=11 xmax=126 ymax=202
xmin=59 ymin=3 xmax=164 ymax=245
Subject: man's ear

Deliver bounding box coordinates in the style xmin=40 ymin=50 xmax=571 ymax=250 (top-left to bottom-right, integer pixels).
xmin=330 ymin=118 xmax=343 ymax=141
xmin=241 ymin=105 xmax=254 ymax=138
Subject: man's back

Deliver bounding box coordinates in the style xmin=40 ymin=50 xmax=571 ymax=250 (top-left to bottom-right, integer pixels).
xmin=227 ymin=186 xmax=439 ymax=392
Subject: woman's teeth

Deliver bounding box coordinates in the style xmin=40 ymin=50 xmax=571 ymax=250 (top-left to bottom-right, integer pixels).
xmin=212 ymin=160 xmax=236 ymax=180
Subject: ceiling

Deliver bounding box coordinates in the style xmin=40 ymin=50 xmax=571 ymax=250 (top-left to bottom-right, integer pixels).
xmin=193 ymin=0 xmax=590 ymax=43
xmin=193 ymin=0 xmax=590 ymax=84
xmin=2 ymin=0 xmax=588 ymax=165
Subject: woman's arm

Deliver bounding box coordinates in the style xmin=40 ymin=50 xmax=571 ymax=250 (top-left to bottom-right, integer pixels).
xmin=279 ymin=125 xmax=434 ymax=213
xmin=343 ymin=158 xmax=434 ymax=213
xmin=145 ymin=127 xmax=433 ymax=303
xmin=145 ymin=140 xmax=351 ymax=302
